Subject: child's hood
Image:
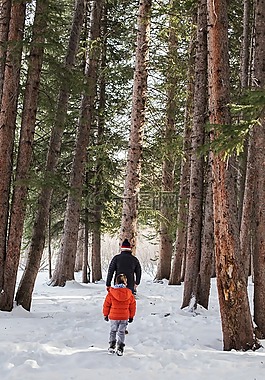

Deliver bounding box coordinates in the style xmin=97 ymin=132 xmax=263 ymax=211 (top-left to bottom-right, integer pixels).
xmin=109 ymin=287 xmax=132 ymax=302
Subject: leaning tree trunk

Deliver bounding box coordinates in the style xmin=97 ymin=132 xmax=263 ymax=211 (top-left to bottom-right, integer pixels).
xmin=208 ymin=0 xmax=259 ymax=351
xmin=181 ymin=0 xmax=207 ymax=310
xmin=0 ymin=0 xmax=11 ymax=102
xmin=252 ymin=0 xmax=265 ymax=338
xmin=15 ymin=0 xmax=86 ymax=309
xmin=0 ymin=0 xmax=48 ymax=312
xmin=0 ymin=0 xmax=26 ymax=298
xmin=156 ymin=1 xmax=177 ymax=280
xmin=51 ymin=0 xmax=103 ymax=287
xmin=120 ymin=0 xmax=151 ymax=254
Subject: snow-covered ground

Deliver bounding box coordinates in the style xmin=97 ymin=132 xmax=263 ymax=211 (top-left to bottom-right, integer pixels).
xmin=0 ymin=271 xmax=264 ymax=380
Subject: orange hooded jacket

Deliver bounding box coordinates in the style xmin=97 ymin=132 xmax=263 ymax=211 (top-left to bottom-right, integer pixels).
xmin=103 ymin=286 xmax=136 ymax=320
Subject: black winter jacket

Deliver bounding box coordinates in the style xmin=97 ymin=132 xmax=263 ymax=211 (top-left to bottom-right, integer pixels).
xmin=106 ymin=251 xmax=142 ymax=292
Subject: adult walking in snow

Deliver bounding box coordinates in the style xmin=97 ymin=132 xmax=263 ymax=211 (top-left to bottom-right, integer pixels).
xmin=106 ymin=239 xmax=142 ymax=294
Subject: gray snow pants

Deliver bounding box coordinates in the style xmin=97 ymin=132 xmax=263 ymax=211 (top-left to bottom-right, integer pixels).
xmin=109 ymin=320 xmax=128 ymax=345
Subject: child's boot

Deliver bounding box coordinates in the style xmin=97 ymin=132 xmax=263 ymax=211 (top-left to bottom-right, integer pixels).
xmin=108 ymin=341 xmax=116 ymax=354
xmin=116 ymin=342 xmax=125 ymax=356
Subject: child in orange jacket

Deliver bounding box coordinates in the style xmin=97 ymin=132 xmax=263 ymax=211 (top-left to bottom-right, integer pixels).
xmin=103 ymin=273 xmax=136 ymax=356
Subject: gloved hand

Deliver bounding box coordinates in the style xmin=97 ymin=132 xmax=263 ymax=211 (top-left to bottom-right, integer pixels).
xmin=128 ymin=318 xmax=133 ymax=323
xmin=104 ymin=316 xmax=109 ymax=321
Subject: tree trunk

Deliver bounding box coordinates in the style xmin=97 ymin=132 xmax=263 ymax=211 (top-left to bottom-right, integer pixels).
xmin=15 ymin=0 xmax=86 ymax=309
xmin=48 ymin=212 xmax=52 ymax=279
xmin=0 ymin=0 xmax=11 ymax=101
xmin=236 ymin=1 xmax=253 ymax=228
xmin=252 ymin=0 xmax=265 ymax=338
xmin=208 ymin=0 xmax=259 ymax=351
xmin=51 ymin=0 xmax=103 ymax=287
xmin=0 ymin=0 xmax=48 ymax=312
xmin=169 ymin=124 xmax=191 ymax=285
xmin=197 ymin=156 xmax=214 ymax=309
xmin=120 ymin=0 xmax=151 ymax=254
xmin=253 ymin=122 xmax=265 ymax=337
xmin=168 ymin=11 xmax=196 ymax=286
xmin=75 ymin=226 xmax=84 ymax=272
xmin=181 ymin=0 xmax=207 ymax=310
xmin=82 ymin=209 xmax=89 ymax=283
xmin=240 ymin=0 xmax=252 ymax=89
xmin=238 ymin=0 xmax=254 ymax=278
xmin=156 ymin=1 xmax=176 ymax=280
xmin=240 ymin=131 xmax=255 ymax=279
xmin=90 ymin=6 xmax=106 ymax=282
xmin=0 ymin=0 xmax=26 ymax=297
xmin=91 ymin=227 xmax=101 ymax=282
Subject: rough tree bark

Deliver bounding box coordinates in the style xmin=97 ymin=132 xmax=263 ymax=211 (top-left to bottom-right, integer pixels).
xmin=0 ymin=0 xmax=11 ymax=101
xmin=0 ymin=0 xmax=26 ymax=299
xmin=0 ymin=0 xmax=48 ymax=312
xmin=208 ymin=0 xmax=259 ymax=351
xmin=120 ymin=0 xmax=151 ymax=254
xmin=252 ymin=0 xmax=265 ymax=338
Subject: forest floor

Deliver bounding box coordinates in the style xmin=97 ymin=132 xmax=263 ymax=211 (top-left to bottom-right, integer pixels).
xmin=0 ymin=270 xmax=264 ymax=380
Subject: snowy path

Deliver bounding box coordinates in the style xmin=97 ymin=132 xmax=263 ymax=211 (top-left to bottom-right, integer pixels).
xmin=0 ymin=273 xmax=264 ymax=380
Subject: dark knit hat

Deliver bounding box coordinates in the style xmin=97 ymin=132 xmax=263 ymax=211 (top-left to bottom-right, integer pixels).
xmin=121 ymin=239 xmax=131 ymax=250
